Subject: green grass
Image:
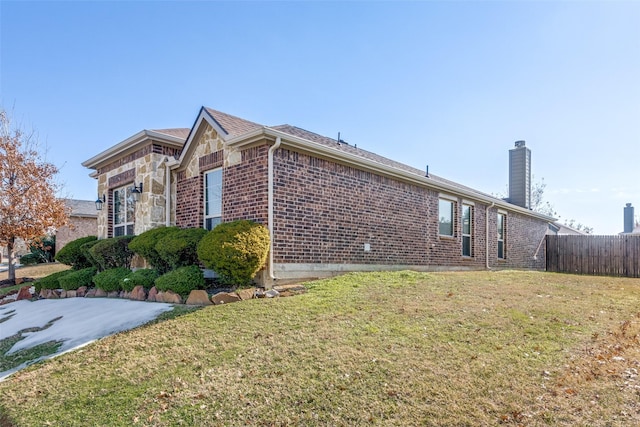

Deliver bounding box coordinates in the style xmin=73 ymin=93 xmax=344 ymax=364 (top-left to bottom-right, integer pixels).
xmin=0 ymin=284 xmax=22 ymax=297
xmin=1 ymin=270 xmax=640 ymax=426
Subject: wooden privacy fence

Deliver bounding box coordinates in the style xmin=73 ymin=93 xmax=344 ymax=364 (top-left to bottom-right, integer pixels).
xmin=546 ymin=235 xmax=640 ymax=278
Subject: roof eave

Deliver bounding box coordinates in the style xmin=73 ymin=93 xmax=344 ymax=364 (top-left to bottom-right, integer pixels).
xmin=227 ymin=128 xmax=555 ymax=222
xmin=82 ymin=130 xmax=185 ymax=170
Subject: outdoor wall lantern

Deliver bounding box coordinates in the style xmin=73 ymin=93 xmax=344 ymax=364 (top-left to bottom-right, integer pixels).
xmin=131 ymin=182 xmax=143 ymax=202
xmin=95 ymin=194 xmax=106 ymax=211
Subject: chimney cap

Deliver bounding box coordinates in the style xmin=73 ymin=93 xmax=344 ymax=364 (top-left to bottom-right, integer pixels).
xmin=514 ymin=140 xmax=526 ymax=148
xmin=626 ymin=203 xmax=633 ymax=207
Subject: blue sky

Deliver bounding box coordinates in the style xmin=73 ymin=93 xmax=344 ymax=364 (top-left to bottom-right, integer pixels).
xmin=1 ymin=1 xmax=638 ymax=234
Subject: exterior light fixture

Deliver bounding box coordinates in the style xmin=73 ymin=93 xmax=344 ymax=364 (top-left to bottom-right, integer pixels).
xmin=131 ymin=182 xmax=143 ymax=202
xmin=95 ymin=194 xmax=106 ymax=211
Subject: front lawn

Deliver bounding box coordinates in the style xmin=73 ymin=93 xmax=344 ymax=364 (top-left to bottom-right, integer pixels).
xmin=1 ymin=270 xmax=640 ymax=426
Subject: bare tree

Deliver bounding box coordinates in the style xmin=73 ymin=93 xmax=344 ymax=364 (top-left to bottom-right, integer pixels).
xmin=0 ymin=109 xmax=69 ymax=283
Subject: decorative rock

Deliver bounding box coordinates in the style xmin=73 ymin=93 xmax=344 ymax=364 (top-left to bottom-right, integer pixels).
xmin=77 ymin=286 xmax=87 ymax=297
xmin=185 ymin=290 xmax=212 ymax=306
xmin=162 ymin=290 xmax=182 ymax=304
xmin=264 ymin=289 xmax=280 ymax=298
xmin=95 ymin=288 xmax=107 ymax=297
xmin=15 ymin=277 xmax=24 ymax=285
xmin=273 ymin=284 xmax=307 ymax=296
xmin=107 ymin=291 xmax=119 ymax=298
xmin=130 ymin=285 xmax=147 ymax=301
xmin=236 ymin=287 xmax=256 ymax=301
xmin=16 ymin=286 xmax=33 ymax=301
xmin=46 ymin=289 xmax=60 ymax=299
xmin=147 ymin=286 xmax=158 ymax=302
xmin=85 ymin=288 xmax=97 ymax=298
xmin=66 ymin=290 xmax=77 ymax=298
xmin=211 ymin=292 xmax=241 ymax=305
xmin=60 ymin=290 xmax=67 ymax=298
xmin=39 ymin=289 xmax=47 ymax=299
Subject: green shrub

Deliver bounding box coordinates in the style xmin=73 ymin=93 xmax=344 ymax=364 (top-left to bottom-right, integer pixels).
xmin=156 ymin=227 xmax=207 ymax=270
xmin=93 ymin=267 xmax=131 ymax=293
xmin=154 ymin=265 xmax=205 ymax=297
xmin=54 ymin=236 xmax=97 ymax=269
xmin=197 ymin=220 xmax=270 ymax=287
xmin=89 ymin=236 xmax=135 ymax=271
xmin=19 ymin=253 xmax=41 ymax=266
xmin=58 ymin=267 xmax=97 ymax=291
xmin=128 ymin=227 xmax=179 ymax=274
xmin=80 ymin=239 xmax=101 ymax=269
xmin=121 ymin=268 xmax=159 ymax=292
xmin=35 ymin=270 xmax=74 ymax=292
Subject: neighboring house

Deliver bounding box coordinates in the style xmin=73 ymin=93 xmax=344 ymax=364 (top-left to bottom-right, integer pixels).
xmin=55 ymin=199 xmax=98 ymax=253
xmin=547 ymin=222 xmax=587 ymax=236
xmin=82 ymin=107 xmax=554 ymax=285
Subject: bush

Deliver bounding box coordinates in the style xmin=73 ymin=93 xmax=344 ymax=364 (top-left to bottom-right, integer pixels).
xmin=128 ymin=227 xmax=179 ymax=274
xmin=197 ymin=220 xmax=270 ymax=287
xmin=121 ymin=268 xmax=158 ymax=292
xmin=58 ymin=267 xmax=97 ymax=291
xmin=89 ymin=236 xmax=135 ymax=271
xmin=156 ymin=227 xmax=207 ymax=270
xmin=93 ymin=267 xmax=131 ymax=293
xmin=54 ymin=236 xmax=97 ymax=269
xmin=35 ymin=270 xmax=74 ymax=292
xmin=19 ymin=253 xmax=41 ymax=266
xmin=154 ymin=265 xmax=205 ymax=297
xmin=80 ymin=239 xmax=101 ymax=269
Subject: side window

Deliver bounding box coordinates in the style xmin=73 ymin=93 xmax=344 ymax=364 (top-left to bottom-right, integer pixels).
xmin=439 ymin=199 xmax=454 ymax=236
xmin=204 ymin=168 xmax=223 ymax=230
xmin=462 ymin=204 xmax=473 ymax=257
xmin=497 ymin=213 xmax=506 ymax=259
xmin=113 ymin=185 xmax=135 ymax=237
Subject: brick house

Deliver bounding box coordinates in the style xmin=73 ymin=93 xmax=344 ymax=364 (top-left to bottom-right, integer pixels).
xmin=55 ymin=199 xmax=98 ymax=252
xmin=82 ymin=107 xmax=553 ymax=285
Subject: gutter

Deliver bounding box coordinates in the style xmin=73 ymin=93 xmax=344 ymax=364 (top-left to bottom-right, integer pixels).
xmin=227 ymin=128 xmax=555 ymax=223
xmin=486 ymin=202 xmax=495 ymax=269
xmin=268 ymin=137 xmax=282 ymax=282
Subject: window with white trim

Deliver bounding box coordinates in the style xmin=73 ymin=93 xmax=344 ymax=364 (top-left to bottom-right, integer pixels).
xmin=497 ymin=213 xmax=506 ymax=259
xmin=439 ymin=199 xmax=454 ymax=236
xmin=204 ymin=168 xmax=222 ymax=230
xmin=113 ymin=185 xmax=135 ymax=237
xmin=462 ymin=204 xmax=473 ymax=257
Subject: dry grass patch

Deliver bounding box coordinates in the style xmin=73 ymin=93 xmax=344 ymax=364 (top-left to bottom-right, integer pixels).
xmin=1 ymin=270 xmax=640 ymax=426
xmin=0 ymin=262 xmax=69 ymax=283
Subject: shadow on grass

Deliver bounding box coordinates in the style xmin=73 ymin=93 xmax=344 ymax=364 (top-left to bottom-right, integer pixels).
xmin=0 ymin=404 xmax=16 ymax=427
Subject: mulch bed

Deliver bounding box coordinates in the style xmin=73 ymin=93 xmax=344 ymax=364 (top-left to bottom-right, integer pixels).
xmin=0 ymin=278 xmax=34 ymax=288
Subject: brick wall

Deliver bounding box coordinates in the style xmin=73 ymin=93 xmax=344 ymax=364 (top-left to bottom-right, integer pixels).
xmin=271 ymin=148 xmax=547 ymax=270
xmin=223 ymin=145 xmax=269 ymax=224
xmin=176 ymin=174 xmax=202 ymax=228
xmin=56 ymin=216 xmax=98 ymax=253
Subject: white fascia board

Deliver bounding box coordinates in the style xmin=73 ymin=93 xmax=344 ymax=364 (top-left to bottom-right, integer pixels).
xmin=227 ymin=127 xmax=555 ymax=222
xmin=176 ymin=108 xmax=230 ymax=166
xmin=82 ymin=130 xmax=184 ymax=169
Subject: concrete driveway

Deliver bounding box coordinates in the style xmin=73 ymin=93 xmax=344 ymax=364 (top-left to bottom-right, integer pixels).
xmin=0 ymin=298 xmax=173 ymax=380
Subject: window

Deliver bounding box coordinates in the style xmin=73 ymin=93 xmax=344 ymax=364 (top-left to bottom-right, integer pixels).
xmin=497 ymin=213 xmax=506 ymax=259
xmin=439 ymin=199 xmax=454 ymax=236
xmin=204 ymin=168 xmax=222 ymax=230
xmin=113 ymin=185 xmax=135 ymax=236
xmin=462 ymin=204 xmax=473 ymax=257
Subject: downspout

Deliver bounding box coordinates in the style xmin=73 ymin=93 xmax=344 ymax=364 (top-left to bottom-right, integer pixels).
xmin=164 ymin=157 xmax=179 ymax=227
xmin=268 ymin=137 xmax=282 ymax=281
xmin=486 ymin=202 xmax=495 ymax=269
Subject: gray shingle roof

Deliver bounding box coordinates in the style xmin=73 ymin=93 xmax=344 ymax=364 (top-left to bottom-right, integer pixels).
xmin=151 ymin=128 xmax=191 ymax=140
xmin=64 ymin=199 xmax=98 ymax=218
xmin=205 ymin=108 xmax=263 ymax=138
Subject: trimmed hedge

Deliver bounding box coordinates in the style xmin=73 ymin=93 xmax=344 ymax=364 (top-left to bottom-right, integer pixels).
xmin=197 ymin=220 xmax=270 ymax=287
xmin=93 ymin=267 xmax=131 ymax=293
xmin=19 ymin=253 xmax=41 ymax=266
xmin=154 ymin=265 xmax=205 ymax=298
xmin=58 ymin=267 xmax=97 ymax=291
xmin=121 ymin=268 xmax=159 ymax=292
xmin=54 ymin=236 xmax=97 ymax=269
xmin=89 ymin=236 xmax=135 ymax=271
xmin=156 ymin=227 xmax=207 ymax=270
xmin=80 ymin=239 xmax=101 ymax=269
xmin=128 ymin=227 xmax=179 ymax=274
xmin=35 ymin=270 xmax=74 ymax=292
